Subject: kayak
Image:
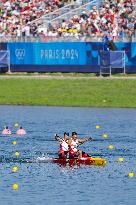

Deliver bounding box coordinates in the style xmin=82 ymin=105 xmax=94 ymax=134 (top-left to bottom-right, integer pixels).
xmin=37 ymin=157 xmax=106 ymax=166
xmin=52 ymin=157 xmax=106 ymax=166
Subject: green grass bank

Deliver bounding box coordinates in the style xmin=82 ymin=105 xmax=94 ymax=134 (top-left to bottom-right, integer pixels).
xmin=0 ymin=78 xmax=136 ymax=107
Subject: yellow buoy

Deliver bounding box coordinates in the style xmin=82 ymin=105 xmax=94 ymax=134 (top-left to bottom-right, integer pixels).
xmin=15 ymin=152 xmax=20 ymax=156
xmin=12 ymin=141 xmax=17 ymax=145
xmin=96 ymin=125 xmax=100 ymax=129
xmin=118 ymin=157 xmax=124 ymax=162
xmin=103 ymin=133 xmax=108 ymax=138
xmin=15 ymin=123 xmax=19 ymax=127
xmin=12 ymin=183 xmax=19 ymax=190
xmin=128 ymin=172 xmax=134 ymax=177
xmin=108 ymin=145 xmax=114 ymax=149
xmin=12 ymin=166 xmax=18 ymax=172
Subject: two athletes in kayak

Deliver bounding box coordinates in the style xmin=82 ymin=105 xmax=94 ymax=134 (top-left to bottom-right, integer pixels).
xmin=55 ymin=131 xmax=92 ymax=159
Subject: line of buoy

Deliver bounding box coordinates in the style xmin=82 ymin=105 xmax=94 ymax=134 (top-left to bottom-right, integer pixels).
xmin=12 ymin=123 xmax=19 ymax=190
xmin=98 ymin=125 xmax=135 ymax=179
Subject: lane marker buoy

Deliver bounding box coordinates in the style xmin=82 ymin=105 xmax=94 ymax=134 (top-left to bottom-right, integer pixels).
xmin=12 ymin=183 xmax=19 ymax=190
xmin=96 ymin=125 xmax=100 ymax=129
xmin=12 ymin=141 xmax=17 ymax=145
xmin=15 ymin=152 xmax=20 ymax=156
xmin=103 ymin=133 xmax=108 ymax=138
xmin=118 ymin=157 xmax=124 ymax=162
xmin=108 ymin=145 xmax=114 ymax=149
xmin=128 ymin=172 xmax=134 ymax=177
xmin=12 ymin=166 xmax=19 ymax=172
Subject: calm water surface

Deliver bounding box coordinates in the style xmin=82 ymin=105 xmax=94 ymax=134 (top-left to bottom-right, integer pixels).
xmin=0 ymin=106 xmax=136 ymax=205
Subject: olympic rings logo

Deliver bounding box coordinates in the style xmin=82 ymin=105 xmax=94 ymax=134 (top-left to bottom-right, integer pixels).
xmin=15 ymin=49 xmax=25 ymax=60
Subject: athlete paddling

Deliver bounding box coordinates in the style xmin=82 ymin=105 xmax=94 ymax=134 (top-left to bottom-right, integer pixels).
xmin=55 ymin=131 xmax=92 ymax=159
xmin=68 ymin=132 xmax=92 ymax=159
xmin=55 ymin=132 xmax=69 ymax=159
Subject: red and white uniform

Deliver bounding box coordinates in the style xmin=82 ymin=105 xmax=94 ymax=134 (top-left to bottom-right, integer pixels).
xmin=59 ymin=139 xmax=69 ymax=159
xmin=69 ymin=139 xmax=79 ymax=157
xmin=70 ymin=139 xmax=79 ymax=152
xmin=60 ymin=140 xmax=69 ymax=151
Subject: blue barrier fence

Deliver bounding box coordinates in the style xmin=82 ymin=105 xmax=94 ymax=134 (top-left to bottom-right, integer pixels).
xmin=7 ymin=42 xmax=136 ymax=73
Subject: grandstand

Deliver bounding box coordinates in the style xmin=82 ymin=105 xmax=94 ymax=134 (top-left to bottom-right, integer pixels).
xmin=0 ymin=0 xmax=135 ymax=74
xmin=0 ymin=0 xmax=135 ymax=41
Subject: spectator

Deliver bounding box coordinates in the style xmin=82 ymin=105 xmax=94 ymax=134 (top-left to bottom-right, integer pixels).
xmin=0 ymin=0 xmax=135 ymax=40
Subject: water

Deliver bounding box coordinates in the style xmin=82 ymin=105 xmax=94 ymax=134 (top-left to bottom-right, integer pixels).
xmin=0 ymin=106 xmax=136 ymax=205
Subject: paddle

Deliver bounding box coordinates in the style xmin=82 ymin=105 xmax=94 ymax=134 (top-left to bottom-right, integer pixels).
xmin=79 ymin=137 xmax=92 ymax=143
xmin=54 ymin=134 xmax=64 ymax=142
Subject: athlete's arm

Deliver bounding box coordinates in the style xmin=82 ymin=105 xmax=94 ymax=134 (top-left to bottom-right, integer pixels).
xmin=68 ymin=139 xmax=72 ymax=146
xmin=55 ymin=134 xmax=63 ymax=143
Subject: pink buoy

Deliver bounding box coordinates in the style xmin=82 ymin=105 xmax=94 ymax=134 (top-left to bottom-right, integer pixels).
xmin=2 ymin=126 xmax=12 ymax=135
xmin=16 ymin=126 xmax=26 ymax=135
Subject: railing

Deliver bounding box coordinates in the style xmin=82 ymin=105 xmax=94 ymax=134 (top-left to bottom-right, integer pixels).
xmin=40 ymin=0 xmax=101 ymax=28
xmin=29 ymin=0 xmax=95 ymax=27
xmin=0 ymin=35 xmax=135 ymax=43
xmin=132 ymin=36 xmax=136 ymax=42
xmin=29 ymin=2 xmax=77 ymax=26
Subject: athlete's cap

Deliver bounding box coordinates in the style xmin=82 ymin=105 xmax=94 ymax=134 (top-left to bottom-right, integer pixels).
xmin=6 ymin=126 xmax=8 ymax=129
xmin=64 ymin=132 xmax=69 ymax=136
xmin=72 ymin=132 xmax=77 ymax=136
